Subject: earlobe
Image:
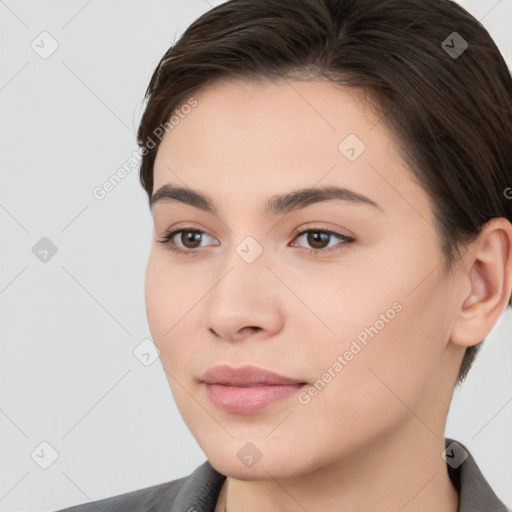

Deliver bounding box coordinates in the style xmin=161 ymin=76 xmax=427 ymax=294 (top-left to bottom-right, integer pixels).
xmin=450 ymin=217 xmax=512 ymax=348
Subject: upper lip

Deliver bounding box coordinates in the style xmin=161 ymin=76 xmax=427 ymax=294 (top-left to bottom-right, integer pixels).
xmin=200 ymin=364 xmax=306 ymax=386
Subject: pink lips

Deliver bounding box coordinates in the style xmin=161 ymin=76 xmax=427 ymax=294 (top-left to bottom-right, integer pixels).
xmin=200 ymin=364 xmax=306 ymax=414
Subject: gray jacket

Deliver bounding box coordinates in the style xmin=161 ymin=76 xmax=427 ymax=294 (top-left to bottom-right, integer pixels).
xmin=54 ymin=438 xmax=510 ymax=512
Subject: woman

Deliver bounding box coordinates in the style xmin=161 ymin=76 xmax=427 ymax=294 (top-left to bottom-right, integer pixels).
xmin=55 ymin=0 xmax=512 ymax=510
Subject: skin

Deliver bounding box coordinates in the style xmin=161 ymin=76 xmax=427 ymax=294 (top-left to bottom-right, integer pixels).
xmin=145 ymin=78 xmax=512 ymax=512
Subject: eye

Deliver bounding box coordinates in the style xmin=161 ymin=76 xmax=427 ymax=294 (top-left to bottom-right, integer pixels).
xmin=157 ymin=228 xmax=218 ymax=256
xmin=291 ymin=227 xmax=355 ymax=255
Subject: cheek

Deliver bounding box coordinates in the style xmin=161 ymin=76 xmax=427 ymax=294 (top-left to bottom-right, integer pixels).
xmin=144 ymin=255 xmax=207 ymax=431
xmin=144 ymin=251 xmax=202 ymax=364
xmin=302 ymin=245 xmax=447 ymax=409
xmin=293 ymin=291 xmax=444 ymax=456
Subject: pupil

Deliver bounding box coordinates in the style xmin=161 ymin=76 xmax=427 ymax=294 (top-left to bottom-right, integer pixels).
xmin=308 ymin=232 xmax=328 ymax=249
xmin=183 ymin=231 xmax=201 ymax=248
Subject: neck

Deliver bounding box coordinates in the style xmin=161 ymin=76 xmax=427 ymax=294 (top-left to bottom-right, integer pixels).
xmin=216 ymin=426 xmax=459 ymax=512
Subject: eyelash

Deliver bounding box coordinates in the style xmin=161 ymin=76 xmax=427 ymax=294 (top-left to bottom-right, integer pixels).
xmin=156 ymin=225 xmax=355 ymax=257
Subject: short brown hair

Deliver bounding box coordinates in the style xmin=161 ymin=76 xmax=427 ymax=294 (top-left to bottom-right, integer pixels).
xmin=137 ymin=0 xmax=512 ymax=386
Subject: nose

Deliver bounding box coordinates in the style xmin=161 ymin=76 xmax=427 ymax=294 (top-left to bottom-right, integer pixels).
xmin=202 ymin=260 xmax=284 ymax=343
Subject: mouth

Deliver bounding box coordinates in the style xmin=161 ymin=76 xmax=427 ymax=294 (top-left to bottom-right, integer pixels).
xmin=203 ymin=382 xmax=307 ymax=414
xmin=200 ymin=364 xmax=307 ymax=414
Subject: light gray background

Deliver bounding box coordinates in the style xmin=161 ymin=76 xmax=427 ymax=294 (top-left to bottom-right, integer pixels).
xmin=1 ymin=1 xmax=511 ymax=511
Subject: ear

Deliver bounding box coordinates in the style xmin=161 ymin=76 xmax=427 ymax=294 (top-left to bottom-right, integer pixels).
xmin=450 ymin=217 xmax=512 ymax=348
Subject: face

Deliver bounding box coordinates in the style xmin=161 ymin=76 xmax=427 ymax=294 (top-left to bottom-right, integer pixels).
xmin=145 ymin=78 xmax=464 ymax=480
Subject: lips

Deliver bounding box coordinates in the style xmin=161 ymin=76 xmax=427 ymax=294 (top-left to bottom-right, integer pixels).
xmin=199 ymin=364 xmax=306 ymax=386
xmin=200 ymin=365 xmax=307 ymax=414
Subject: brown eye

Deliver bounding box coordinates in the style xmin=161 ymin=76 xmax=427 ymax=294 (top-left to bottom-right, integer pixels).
xmin=157 ymin=228 xmax=219 ymax=255
xmin=294 ymin=229 xmax=353 ymax=253
xmin=179 ymin=230 xmax=204 ymax=249
xmin=305 ymin=231 xmax=330 ymax=249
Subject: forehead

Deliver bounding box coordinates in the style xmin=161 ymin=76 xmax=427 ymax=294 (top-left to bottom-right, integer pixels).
xmin=152 ymin=78 xmax=432 ymax=223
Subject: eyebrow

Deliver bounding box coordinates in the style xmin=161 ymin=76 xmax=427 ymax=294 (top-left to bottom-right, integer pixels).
xmin=150 ymin=183 xmax=384 ymax=216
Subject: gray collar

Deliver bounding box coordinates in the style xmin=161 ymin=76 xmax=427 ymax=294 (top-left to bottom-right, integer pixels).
xmin=170 ymin=438 xmax=510 ymax=512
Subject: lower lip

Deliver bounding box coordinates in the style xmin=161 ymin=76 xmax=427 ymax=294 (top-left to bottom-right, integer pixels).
xmin=204 ymin=383 xmax=305 ymax=414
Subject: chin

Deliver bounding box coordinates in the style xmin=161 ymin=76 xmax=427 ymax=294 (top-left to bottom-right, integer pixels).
xmin=202 ymin=435 xmax=316 ymax=481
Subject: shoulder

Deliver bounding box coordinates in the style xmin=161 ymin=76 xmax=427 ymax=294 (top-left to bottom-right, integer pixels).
xmin=445 ymin=437 xmax=511 ymax=511
xmin=52 ymin=459 xmax=226 ymax=512
xmin=53 ymin=473 xmax=189 ymax=512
